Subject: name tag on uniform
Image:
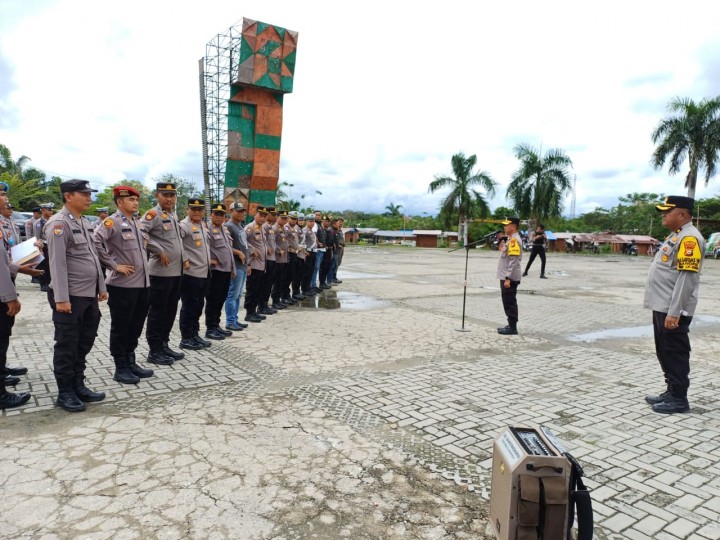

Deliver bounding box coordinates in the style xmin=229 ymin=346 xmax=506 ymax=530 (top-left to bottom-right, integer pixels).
xmin=122 ymin=232 xmax=134 ymax=240
xmin=162 ymin=223 xmax=173 ymax=231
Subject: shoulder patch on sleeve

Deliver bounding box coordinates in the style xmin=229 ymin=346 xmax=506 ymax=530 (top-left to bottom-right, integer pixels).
xmin=677 ymin=236 xmax=702 ymax=272
xmin=103 ymin=218 xmax=114 ymax=228
xmin=53 ymin=225 xmax=65 ymax=237
xmin=507 ymin=238 xmax=521 ymax=256
xmin=145 ymin=210 xmax=157 ymax=221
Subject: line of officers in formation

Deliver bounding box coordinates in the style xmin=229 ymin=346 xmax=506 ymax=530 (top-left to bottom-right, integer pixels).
xmin=0 ymin=180 xmax=346 ymax=412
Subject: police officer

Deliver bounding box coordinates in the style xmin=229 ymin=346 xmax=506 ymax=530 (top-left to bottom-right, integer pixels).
xmin=243 ymin=206 xmax=268 ymax=323
xmin=0 ymin=183 xmax=42 ymax=393
xmin=94 ymin=186 xmax=154 ymax=385
xmin=331 ymin=217 xmax=345 ymax=284
xmin=293 ymin=213 xmax=307 ymax=299
xmin=319 ymin=214 xmax=335 ymax=289
xmin=178 ymin=198 xmax=211 ymax=350
xmin=25 ymin=206 xmax=41 ymax=239
xmin=644 ymin=196 xmax=705 ymax=414
xmin=224 ymin=202 xmax=249 ymax=331
xmin=94 ymin=207 xmax=109 ymax=230
xmin=497 ymin=217 xmax=523 ymax=335
xmin=285 ymin=211 xmax=304 ymax=301
xmin=34 ymin=202 xmax=55 ymax=292
xmin=45 ymin=179 xmax=107 ymax=412
xmin=302 ymin=214 xmax=318 ymax=296
xmin=523 ymin=224 xmax=548 ymax=278
xmin=143 ymin=182 xmax=188 ymax=365
xmin=0 ymin=191 xmax=29 ymax=408
xmin=259 ymin=206 xmax=278 ymax=315
xmin=205 ymin=203 xmax=235 ymax=340
xmin=0 ymin=204 xmax=21 ymax=248
xmin=271 ymin=210 xmax=291 ymax=309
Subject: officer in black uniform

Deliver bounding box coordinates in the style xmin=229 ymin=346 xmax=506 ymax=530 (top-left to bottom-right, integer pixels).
xmin=46 ymin=179 xmax=107 ymax=413
xmin=523 ymin=224 xmax=548 ymax=278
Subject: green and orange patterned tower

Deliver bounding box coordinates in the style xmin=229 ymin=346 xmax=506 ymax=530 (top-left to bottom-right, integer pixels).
xmin=224 ymin=18 xmax=298 ymax=214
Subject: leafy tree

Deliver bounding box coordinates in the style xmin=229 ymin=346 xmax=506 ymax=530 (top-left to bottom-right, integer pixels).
xmin=651 ymin=96 xmax=720 ymax=198
xmin=0 ymin=144 xmax=30 ymax=176
xmin=429 ymin=152 xmax=496 ymax=245
xmin=506 ymin=143 xmax=574 ymax=222
xmin=1 ymin=171 xmax=45 ymax=210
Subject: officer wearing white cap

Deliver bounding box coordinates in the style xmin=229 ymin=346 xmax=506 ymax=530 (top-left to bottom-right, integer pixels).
xmin=143 ymin=181 xmax=188 ymax=365
xmin=496 ymin=217 xmax=523 ymax=335
xmin=94 ymin=185 xmax=154 ymax=385
xmin=45 ymin=179 xmax=107 ymax=412
xmin=644 ymin=196 xmax=705 ymax=414
xmin=25 ymin=206 xmax=41 ymax=240
xmin=93 ymin=207 xmax=109 ymax=230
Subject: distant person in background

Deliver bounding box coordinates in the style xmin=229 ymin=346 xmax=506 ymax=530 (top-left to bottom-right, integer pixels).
xmin=523 ymin=224 xmax=548 ymax=279
xmin=34 ymin=202 xmax=55 ymax=292
xmin=25 ymin=206 xmax=41 ymax=239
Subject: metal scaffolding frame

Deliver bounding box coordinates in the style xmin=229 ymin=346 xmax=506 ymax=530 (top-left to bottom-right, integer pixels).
xmin=199 ymin=21 xmax=244 ymax=206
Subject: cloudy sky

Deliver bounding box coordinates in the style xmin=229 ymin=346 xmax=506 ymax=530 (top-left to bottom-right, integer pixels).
xmin=1 ymin=0 xmax=719 ymax=216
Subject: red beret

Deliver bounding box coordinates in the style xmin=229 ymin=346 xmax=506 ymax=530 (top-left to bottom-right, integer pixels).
xmin=113 ymin=185 xmax=140 ymax=198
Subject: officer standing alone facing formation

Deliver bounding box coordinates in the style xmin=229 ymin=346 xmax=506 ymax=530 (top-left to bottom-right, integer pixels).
xmin=46 ymin=179 xmax=107 ymax=412
xmin=204 ymin=203 xmax=235 ymax=341
xmin=496 ymin=217 xmax=523 ymax=335
xmin=178 ymin=198 xmax=212 ymax=350
xmin=644 ymin=196 xmax=705 ymax=414
xmin=143 ymin=182 xmax=188 ymax=365
xmin=93 ymin=186 xmax=154 ymax=385
xmin=523 ymin=224 xmax=548 ymax=278
xmin=223 ymin=202 xmax=248 ymax=332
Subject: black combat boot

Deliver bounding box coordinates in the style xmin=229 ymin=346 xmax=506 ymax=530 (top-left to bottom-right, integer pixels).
xmin=73 ymin=374 xmax=106 ymax=402
xmin=179 ymin=333 xmax=203 ymax=350
xmin=161 ymin=342 xmax=185 ymax=361
xmin=0 ymin=377 xmax=31 ymax=410
xmin=127 ymin=352 xmax=154 ymax=378
xmin=244 ymin=311 xmax=262 ymax=323
xmin=193 ymin=335 xmax=212 ymax=348
xmin=55 ymin=378 xmax=86 ymax=412
xmin=205 ymin=327 xmax=226 ymax=340
xmin=497 ymin=324 xmax=518 ymax=335
xmin=113 ymin=357 xmax=140 ymax=385
xmin=652 ymin=396 xmax=690 ymax=414
xmin=644 ymin=390 xmax=671 ymax=405
xmin=147 ymin=349 xmax=174 ymax=366
xmin=4 ymin=375 xmax=20 ymax=386
xmin=5 ymin=365 xmax=28 ymax=376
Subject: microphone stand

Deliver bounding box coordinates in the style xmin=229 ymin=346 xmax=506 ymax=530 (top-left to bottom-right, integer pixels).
xmin=449 ymin=231 xmax=501 ymax=332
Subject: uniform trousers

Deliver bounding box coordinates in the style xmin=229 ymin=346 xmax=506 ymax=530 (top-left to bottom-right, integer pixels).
xmin=302 ymin=253 xmax=315 ymax=293
xmin=0 ymin=302 xmax=15 ymax=378
xmin=206 ymin=269 xmax=231 ymax=329
xmin=179 ymin=274 xmax=208 ymax=339
xmin=319 ymin=248 xmax=333 ymax=285
xmin=271 ymin=262 xmax=289 ymax=302
xmin=288 ymin=253 xmax=302 ymax=296
xmin=244 ymin=268 xmax=265 ymax=314
xmin=652 ymin=311 xmax=692 ymax=399
xmin=107 ymin=285 xmax=149 ymax=361
xmin=48 ymin=290 xmax=101 ymax=379
xmin=333 ymin=246 xmax=344 ymax=280
xmin=146 ymin=275 xmax=182 ymax=351
xmin=524 ymin=246 xmax=546 ymax=275
xmin=500 ymin=280 xmax=520 ymax=326
xmin=261 ymin=260 xmax=276 ymax=305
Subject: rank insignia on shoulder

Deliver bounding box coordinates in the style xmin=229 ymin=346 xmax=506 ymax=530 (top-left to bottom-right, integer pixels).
xmin=103 ymin=219 xmax=114 ymax=228
xmin=661 ymin=254 xmax=669 ymax=262
xmin=53 ymin=226 xmax=64 ymax=236
xmin=145 ymin=210 xmax=157 ymax=220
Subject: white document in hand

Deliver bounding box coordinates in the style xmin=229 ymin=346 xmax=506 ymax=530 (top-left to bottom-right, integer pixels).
xmin=10 ymin=238 xmax=44 ymax=266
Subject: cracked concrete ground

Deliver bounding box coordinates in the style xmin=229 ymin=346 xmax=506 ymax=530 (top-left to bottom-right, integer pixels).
xmin=3 ymin=245 xmax=720 ymax=539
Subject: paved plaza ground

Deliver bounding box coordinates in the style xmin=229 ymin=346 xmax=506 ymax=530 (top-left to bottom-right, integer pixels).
xmin=2 ymin=245 xmax=720 ymax=539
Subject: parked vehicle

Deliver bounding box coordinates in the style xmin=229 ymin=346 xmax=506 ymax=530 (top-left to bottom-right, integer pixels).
xmin=11 ymin=211 xmax=32 ymax=242
xmin=706 ymin=232 xmax=720 ymax=259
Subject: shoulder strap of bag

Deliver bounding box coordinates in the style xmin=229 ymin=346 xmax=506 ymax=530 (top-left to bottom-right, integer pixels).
xmin=565 ymin=452 xmax=593 ymax=540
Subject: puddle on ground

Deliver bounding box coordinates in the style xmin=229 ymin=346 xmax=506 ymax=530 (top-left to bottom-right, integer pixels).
xmin=295 ymin=290 xmax=388 ymax=311
xmin=567 ymin=315 xmax=720 ymax=342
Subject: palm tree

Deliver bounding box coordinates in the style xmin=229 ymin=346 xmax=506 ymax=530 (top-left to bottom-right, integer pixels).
xmin=651 ymin=96 xmax=720 ymax=199
xmin=384 ymin=202 xmax=403 ymax=216
xmin=429 ymin=152 xmax=496 ymax=245
xmin=506 ymin=143 xmax=574 ymax=222
xmin=0 ymin=144 xmax=31 ymax=176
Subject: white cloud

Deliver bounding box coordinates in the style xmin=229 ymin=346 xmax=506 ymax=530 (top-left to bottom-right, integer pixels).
xmin=1 ymin=0 xmax=719 ymax=213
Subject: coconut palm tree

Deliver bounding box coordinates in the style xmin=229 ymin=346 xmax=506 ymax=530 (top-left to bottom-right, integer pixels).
xmin=429 ymin=152 xmax=496 ymax=245
xmin=384 ymin=202 xmax=403 ymax=216
xmin=0 ymin=144 xmax=31 ymax=176
xmin=506 ymin=143 xmax=574 ymax=222
xmin=651 ymin=96 xmax=720 ymax=199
